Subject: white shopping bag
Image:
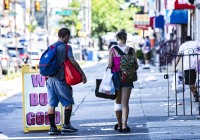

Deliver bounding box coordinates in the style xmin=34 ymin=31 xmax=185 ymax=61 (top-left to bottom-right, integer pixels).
xmin=171 ymin=72 xmax=184 ymax=93
xmin=98 ymin=68 xmax=115 ymax=95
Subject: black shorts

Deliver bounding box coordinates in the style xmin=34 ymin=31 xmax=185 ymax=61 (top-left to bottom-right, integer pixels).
xmin=184 ymin=69 xmax=196 ymax=85
xmin=144 ymin=52 xmax=151 ymax=61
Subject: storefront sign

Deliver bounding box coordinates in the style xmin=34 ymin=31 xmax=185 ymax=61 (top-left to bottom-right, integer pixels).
xmin=134 ymin=14 xmax=150 ymax=30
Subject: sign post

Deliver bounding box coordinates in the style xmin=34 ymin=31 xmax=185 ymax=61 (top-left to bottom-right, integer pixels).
xmin=55 ymin=10 xmax=72 ymax=16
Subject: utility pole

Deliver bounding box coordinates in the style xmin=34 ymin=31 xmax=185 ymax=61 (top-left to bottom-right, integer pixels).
xmin=14 ymin=0 xmax=18 ymax=60
xmin=45 ymin=0 xmax=49 ymax=46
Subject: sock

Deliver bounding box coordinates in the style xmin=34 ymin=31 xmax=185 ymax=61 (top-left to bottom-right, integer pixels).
xmin=48 ymin=114 xmax=56 ymax=128
xmin=64 ymin=109 xmax=72 ymax=125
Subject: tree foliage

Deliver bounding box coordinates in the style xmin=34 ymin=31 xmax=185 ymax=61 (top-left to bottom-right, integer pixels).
xmin=58 ymin=0 xmax=140 ymax=37
xmin=92 ymin=0 xmax=139 ymax=37
xmin=58 ymin=0 xmax=80 ymax=32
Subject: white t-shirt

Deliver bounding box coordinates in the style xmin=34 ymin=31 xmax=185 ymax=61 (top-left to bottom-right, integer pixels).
xmin=118 ymin=45 xmax=127 ymax=53
xmin=178 ymin=41 xmax=200 ymax=70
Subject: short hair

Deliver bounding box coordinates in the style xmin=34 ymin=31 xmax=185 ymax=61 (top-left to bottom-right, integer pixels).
xmin=116 ymin=29 xmax=127 ymax=41
xmin=185 ymin=36 xmax=192 ymax=41
xmin=58 ymin=28 xmax=70 ymax=38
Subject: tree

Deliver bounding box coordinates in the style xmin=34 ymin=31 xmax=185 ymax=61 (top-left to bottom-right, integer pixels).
xmin=92 ymin=0 xmax=139 ymax=36
xmin=59 ymin=0 xmax=80 ymax=36
xmin=58 ymin=0 xmax=140 ymax=45
xmin=27 ymin=19 xmax=37 ymax=49
xmin=92 ymin=0 xmax=140 ymax=50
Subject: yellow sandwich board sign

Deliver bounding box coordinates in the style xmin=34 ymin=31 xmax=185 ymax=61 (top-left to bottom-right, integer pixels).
xmin=22 ymin=65 xmax=63 ymax=133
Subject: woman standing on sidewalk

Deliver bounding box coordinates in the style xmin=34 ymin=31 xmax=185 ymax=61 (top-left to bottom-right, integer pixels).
xmin=108 ymin=29 xmax=137 ymax=132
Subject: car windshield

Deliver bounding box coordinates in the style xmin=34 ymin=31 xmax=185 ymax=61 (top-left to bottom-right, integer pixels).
xmin=7 ymin=47 xmax=26 ymax=55
xmin=8 ymin=50 xmax=17 ymax=57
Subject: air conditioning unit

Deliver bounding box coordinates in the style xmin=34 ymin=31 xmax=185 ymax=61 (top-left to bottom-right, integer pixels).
xmin=195 ymin=0 xmax=200 ymax=8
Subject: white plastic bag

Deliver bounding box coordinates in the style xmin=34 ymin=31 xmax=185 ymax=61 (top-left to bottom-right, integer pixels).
xmin=171 ymin=72 xmax=184 ymax=93
xmin=98 ymin=68 xmax=115 ymax=95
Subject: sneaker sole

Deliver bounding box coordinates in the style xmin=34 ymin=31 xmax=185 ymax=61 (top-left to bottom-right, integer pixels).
xmin=61 ymin=129 xmax=78 ymax=132
xmin=48 ymin=132 xmax=61 ymax=135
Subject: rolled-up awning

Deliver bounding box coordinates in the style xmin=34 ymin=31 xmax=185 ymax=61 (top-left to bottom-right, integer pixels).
xmin=166 ymin=10 xmax=188 ymax=24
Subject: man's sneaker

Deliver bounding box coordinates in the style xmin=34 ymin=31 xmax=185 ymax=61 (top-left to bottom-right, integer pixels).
xmin=48 ymin=127 xmax=61 ymax=135
xmin=62 ymin=123 xmax=78 ymax=132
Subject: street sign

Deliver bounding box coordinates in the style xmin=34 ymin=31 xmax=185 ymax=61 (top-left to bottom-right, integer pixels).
xmin=55 ymin=10 xmax=72 ymax=16
xmin=9 ymin=12 xmax=17 ymax=16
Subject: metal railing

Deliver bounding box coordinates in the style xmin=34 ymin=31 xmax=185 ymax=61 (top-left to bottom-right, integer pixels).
xmin=159 ymin=40 xmax=178 ymax=69
xmin=164 ymin=49 xmax=200 ymax=116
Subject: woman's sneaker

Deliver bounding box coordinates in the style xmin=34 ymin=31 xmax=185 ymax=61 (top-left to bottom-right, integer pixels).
xmin=61 ymin=123 xmax=78 ymax=132
xmin=48 ymin=127 xmax=61 ymax=135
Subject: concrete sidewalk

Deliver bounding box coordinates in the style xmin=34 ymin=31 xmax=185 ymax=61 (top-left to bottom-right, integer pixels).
xmin=0 ymin=61 xmax=200 ymax=139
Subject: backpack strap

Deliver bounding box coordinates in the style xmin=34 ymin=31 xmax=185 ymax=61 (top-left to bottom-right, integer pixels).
xmin=128 ymin=47 xmax=133 ymax=55
xmin=113 ymin=46 xmax=126 ymax=55
xmin=50 ymin=41 xmax=64 ymax=49
xmin=66 ymin=45 xmax=70 ymax=59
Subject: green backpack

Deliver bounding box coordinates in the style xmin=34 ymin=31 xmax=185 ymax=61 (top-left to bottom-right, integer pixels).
xmin=114 ymin=46 xmax=138 ymax=83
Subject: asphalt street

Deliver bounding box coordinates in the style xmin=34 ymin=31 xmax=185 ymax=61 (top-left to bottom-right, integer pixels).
xmin=0 ymin=58 xmax=200 ymax=140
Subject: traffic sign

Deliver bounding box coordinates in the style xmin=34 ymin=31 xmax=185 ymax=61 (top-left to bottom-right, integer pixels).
xmin=55 ymin=10 xmax=72 ymax=16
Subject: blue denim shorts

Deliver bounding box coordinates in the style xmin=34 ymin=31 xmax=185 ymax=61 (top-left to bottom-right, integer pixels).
xmin=112 ymin=72 xmax=134 ymax=90
xmin=47 ymin=77 xmax=74 ymax=107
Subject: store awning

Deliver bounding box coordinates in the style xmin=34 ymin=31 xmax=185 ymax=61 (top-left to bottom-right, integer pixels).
xmin=174 ymin=0 xmax=195 ymax=9
xmin=166 ymin=10 xmax=188 ymax=24
xmin=166 ymin=0 xmax=195 ymax=10
xmin=155 ymin=15 xmax=165 ymax=29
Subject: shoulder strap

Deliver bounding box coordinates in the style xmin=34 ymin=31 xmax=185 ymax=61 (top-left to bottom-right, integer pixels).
xmin=66 ymin=45 xmax=71 ymax=59
xmin=113 ymin=46 xmax=125 ymax=55
xmin=128 ymin=47 xmax=133 ymax=55
xmin=55 ymin=41 xmax=64 ymax=48
xmin=112 ymin=48 xmax=117 ymax=57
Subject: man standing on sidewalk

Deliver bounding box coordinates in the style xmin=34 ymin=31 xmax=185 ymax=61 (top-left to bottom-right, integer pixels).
xmin=47 ymin=28 xmax=87 ymax=135
xmin=142 ymin=36 xmax=151 ymax=69
xmin=175 ymin=36 xmax=200 ymax=102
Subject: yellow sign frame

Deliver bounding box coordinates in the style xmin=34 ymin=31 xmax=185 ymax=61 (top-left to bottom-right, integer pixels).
xmin=22 ymin=65 xmax=63 ymax=133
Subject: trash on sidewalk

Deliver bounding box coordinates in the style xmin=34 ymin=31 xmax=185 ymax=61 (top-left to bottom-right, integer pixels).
xmin=171 ymin=72 xmax=184 ymax=93
xmin=145 ymin=76 xmax=157 ymax=81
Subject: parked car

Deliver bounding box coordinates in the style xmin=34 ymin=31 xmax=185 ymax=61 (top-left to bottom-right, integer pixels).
xmin=0 ymin=46 xmax=16 ymax=74
xmin=28 ymin=49 xmax=42 ymax=68
xmin=7 ymin=48 xmax=23 ymax=68
xmin=6 ymin=46 xmax=29 ymax=65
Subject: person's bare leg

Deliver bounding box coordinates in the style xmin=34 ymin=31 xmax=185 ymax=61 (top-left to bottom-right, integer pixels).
xmin=190 ymin=84 xmax=197 ymax=95
xmin=115 ymin=89 xmax=122 ymax=129
xmin=121 ymin=87 xmax=131 ymax=129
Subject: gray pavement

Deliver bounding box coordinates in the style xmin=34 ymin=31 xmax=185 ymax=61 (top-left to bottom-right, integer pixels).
xmin=0 ymin=58 xmax=200 ymax=139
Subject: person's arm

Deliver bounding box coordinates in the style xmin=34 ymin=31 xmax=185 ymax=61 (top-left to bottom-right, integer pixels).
xmin=175 ymin=45 xmax=183 ymax=71
xmin=69 ymin=57 xmax=87 ymax=83
xmin=108 ymin=48 xmax=113 ymax=69
xmin=175 ymin=56 xmax=181 ymax=71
